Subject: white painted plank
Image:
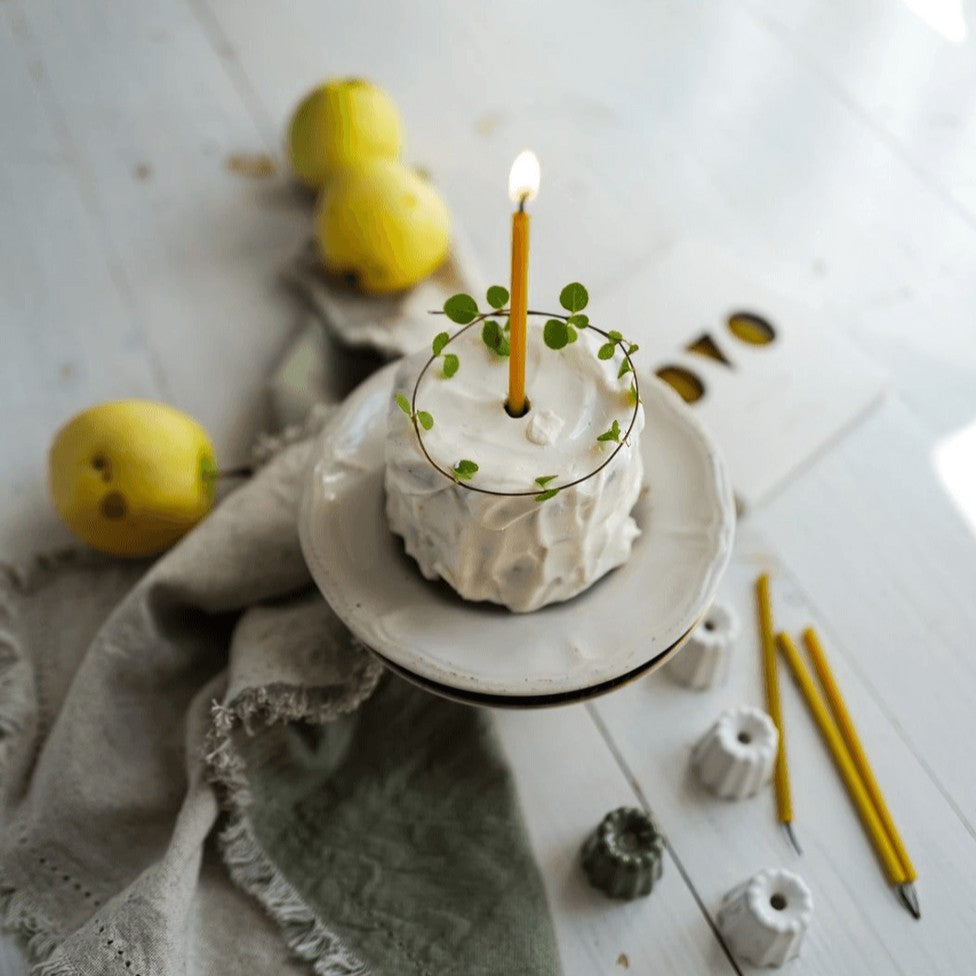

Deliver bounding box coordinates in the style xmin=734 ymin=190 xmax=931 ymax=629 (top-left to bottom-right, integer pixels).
xmin=0 ymin=7 xmax=163 ymax=562
xmin=749 ymin=395 xmax=976 ymax=828
xmin=592 ymin=522 xmax=976 ymax=975
xmin=740 ymin=0 xmax=976 ymax=219
xmin=0 ymin=0 xmax=311 ymax=564
xmin=495 ymin=704 xmax=736 ymax=976
xmin=844 ymin=281 xmax=976 ymax=446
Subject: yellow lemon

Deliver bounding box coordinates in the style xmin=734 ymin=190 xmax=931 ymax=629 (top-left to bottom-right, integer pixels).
xmin=48 ymin=400 xmax=217 ymax=557
xmin=288 ymin=78 xmax=403 ymax=189
xmin=315 ymin=159 xmax=451 ymax=293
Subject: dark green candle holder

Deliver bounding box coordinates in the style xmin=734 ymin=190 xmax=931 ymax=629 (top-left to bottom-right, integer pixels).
xmin=581 ymin=806 xmax=665 ymax=900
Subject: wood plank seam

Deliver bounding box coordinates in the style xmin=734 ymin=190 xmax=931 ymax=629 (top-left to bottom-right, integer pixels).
xmin=186 ymin=0 xmax=280 ymax=152
xmin=4 ymin=0 xmax=171 ymax=400
xmin=586 ymin=703 xmax=745 ymax=976
xmin=734 ymin=0 xmax=976 ymax=238
xmin=756 ymin=523 xmax=976 ymax=847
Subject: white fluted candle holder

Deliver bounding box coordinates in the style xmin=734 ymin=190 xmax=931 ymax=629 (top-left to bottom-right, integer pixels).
xmin=717 ymin=868 xmax=813 ymax=967
xmin=692 ymin=705 xmax=778 ymax=800
xmin=665 ymin=600 xmax=738 ymax=689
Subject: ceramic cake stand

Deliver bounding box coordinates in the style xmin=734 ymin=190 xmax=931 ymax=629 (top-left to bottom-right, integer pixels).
xmin=299 ymin=360 xmax=735 ymax=707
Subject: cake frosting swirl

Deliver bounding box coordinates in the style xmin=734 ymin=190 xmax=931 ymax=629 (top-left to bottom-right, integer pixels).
xmin=385 ymin=320 xmax=645 ymax=612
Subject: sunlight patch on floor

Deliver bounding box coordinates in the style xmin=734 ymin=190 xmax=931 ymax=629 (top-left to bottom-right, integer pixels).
xmin=903 ymin=0 xmax=968 ymax=43
xmin=934 ymin=416 xmax=976 ymax=533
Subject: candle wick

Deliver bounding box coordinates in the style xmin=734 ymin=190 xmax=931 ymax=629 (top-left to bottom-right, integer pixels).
xmin=518 ymin=194 xmax=528 ymax=213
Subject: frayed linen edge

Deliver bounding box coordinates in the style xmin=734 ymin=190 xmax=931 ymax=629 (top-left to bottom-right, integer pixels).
xmin=0 ymin=876 xmax=67 ymax=974
xmin=204 ymin=649 xmax=382 ymax=976
xmin=218 ymin=814 xmax=369 ymax=976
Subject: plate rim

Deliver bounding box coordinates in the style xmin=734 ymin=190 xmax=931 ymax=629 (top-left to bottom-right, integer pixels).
xmin=299 ymin=361 xmax=735 ymax=707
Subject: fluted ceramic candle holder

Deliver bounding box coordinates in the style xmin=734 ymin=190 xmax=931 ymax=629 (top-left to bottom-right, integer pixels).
xmin=665 ymin=600 xmax=738 ymax=689
xmin=693 ymin=705 xmax=778 ymax=800
xmin=581 ymin=807 xmax=665 ymax=900
xmin=717 ymin=868 xmax=813 ymax=967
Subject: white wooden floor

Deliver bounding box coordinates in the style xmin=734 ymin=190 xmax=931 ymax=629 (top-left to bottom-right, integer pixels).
xmin=4 ymin=0 xmax=976 ymax=972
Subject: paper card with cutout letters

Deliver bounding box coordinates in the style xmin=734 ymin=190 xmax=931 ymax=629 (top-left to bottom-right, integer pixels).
xmin=596 ymin=242 xmax=889 ymax=511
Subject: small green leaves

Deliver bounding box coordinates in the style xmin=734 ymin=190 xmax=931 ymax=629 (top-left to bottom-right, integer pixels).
xmin=534 ymin=475 xmax=560 ymax=499
xmin=628 ymin=382 xmax=639 ymax=405
xmin=559 ymin=282 xmax=589 ymax=314
xmin=443 ymin=293 xmax=479 ymax=324
xmin=486 ymin=285 xmax=510 ymax=310
xmin=482 ymin=320 xmax=510 ymax=357
xmin=431 ymin=331 xmax=459 ymax=378
xmin=432 ymin=331 xmax=450 ymax=356
xmin=596 ymin=331 xmax=639 ymax=375
xmin=597 ymin=419 xmax=621 ymax=444
xmin=620 ymin=343 xmax=640 ymax=376
xmin=544 ymin=319 xmax=570 ymax=350
xmin=567 ymin=313 xmax=589 ymax=329
xmin=395 ymin=392 xmax=433 ymax=430
xmin=453 ymin=459 xmax=479 ymax=482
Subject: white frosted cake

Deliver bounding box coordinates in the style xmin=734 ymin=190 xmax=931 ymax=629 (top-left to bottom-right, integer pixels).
xmin=385 ymin=320 xmax=645 ymax=613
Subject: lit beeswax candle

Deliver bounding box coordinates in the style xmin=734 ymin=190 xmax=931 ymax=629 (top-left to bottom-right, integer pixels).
xmin=507 ymin=150 xmax=540 ymax=416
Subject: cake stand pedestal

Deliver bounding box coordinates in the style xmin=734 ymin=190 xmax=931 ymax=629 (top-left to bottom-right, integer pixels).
xmin=299 ymin=361 xmax=735 ymax=708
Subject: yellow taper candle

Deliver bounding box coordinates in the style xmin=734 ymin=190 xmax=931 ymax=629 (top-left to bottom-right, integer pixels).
xmin=506 ymin=150 xmax=540 ymax=417
xmin=776 ymin=632 xmax=907 ymax=886
xmin=802 ymin=627 xmax=917 ymax=883
xmin=755 ymin=574 xmax=796 ymax=845
xmin=508 ymin=209 xmax=529 ymax=415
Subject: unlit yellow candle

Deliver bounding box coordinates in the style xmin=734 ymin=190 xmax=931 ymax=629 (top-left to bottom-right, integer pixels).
xmin=756 ymin=574 xmax=794 ymax=830
xmin=802 ymin=627 xmax=917 ymax=883
xmin=776 ymin=631 xmax=907 ymax=885
xmin=508 ymin=208 xmax=530 ymax=415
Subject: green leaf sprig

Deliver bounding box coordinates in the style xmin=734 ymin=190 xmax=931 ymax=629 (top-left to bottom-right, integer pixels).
xmin=431 ymin=331 xmax=460 ymax=378
xmin=596 ymin=330 xmax=640 ymax=379
xmin=596 ymin=419 xmax=621 ymax=444
xmin=534 ymin=474 xmax=560 ymax=502
xmin=543 ymin=282 xmax=590 ymax=350
xmin=442 ymin=294 xmax=479 ymax=324
xmin=453 ymin=459 xmax=479 ymax=482
xmin=443 ymin=289 xmax=512 ymax=358
xmin=486 ymin=285 xmax=509 ymax=310
xmin=481 ymin=286 xmax=511 ymax=358
xmin=395 ymin=392 xmax=434 ymax=431
xmin=482 ymin=319 xmax=510 ymax=357
xmin=443 ymin=283 xmax=637 ymax=379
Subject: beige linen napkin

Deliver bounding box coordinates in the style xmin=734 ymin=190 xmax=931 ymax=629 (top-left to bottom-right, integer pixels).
xmin=0 ymin=409 xmax=558 ymax=975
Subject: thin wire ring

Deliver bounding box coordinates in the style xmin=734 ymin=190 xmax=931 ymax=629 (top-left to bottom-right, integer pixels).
xmin=408 ymin=312 xmax=641 ymax=497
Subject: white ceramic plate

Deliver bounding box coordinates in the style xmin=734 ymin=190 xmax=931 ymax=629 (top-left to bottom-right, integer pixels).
xmin=299 ymin=361 xmax=736 ymax=707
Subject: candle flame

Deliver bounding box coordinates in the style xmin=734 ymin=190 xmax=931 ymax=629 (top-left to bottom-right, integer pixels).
xmin=508 ymin=150 xmax=540 ymax=204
